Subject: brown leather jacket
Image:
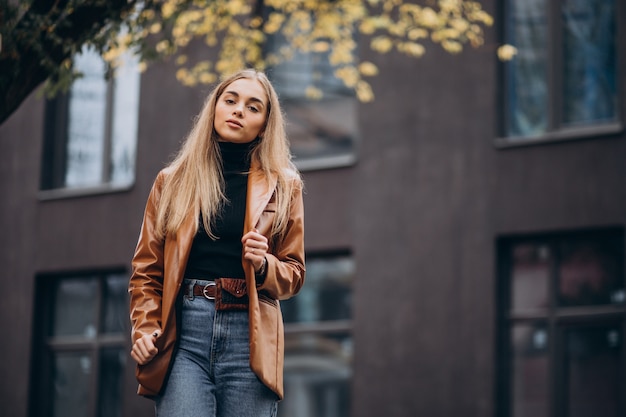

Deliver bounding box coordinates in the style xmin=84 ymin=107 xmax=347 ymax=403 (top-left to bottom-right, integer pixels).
xmin=129 ymin=160 xmax=305 ymax=399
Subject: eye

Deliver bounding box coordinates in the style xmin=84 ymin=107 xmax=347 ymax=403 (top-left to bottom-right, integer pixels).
xmin=224 ymin=98 xmax=236 ymax=105
xmin=248 ymin=106 xmax=259 ymax=113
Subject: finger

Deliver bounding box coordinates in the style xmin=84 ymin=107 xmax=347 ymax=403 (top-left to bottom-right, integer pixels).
xmin=132 ymin=342 xmax=155 ymax=365
xmin=131 ymin=345 xmax=148 ymax=365
xmin=138 ymin=336 xmax=157 ymax=357
xmin=135 ymin=341 xmax=151 ymax=360
xmin=244 ymin=238 xmax=268 ymax=251
xmin=242 ymin=230 xmax=268 ymax=244
xmin=130 ymin=350 xmax=143 ymax=364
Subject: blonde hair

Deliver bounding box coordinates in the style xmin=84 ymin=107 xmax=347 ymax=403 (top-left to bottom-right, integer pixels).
xmin=155 ymin=69 xmax=302 ymax=240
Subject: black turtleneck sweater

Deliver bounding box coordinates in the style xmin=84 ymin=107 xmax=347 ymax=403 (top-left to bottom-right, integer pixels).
xmin=183 ymin=140 xmax=256 ymax=280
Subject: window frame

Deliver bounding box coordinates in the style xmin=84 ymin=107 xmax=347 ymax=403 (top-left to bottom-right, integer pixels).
xmin=39 ymin=48 xmax=140 ymax=199
xmin=280 ymin=250 xmax=354 ymax=417
xmin=495 ymin=0 xmax=624 ymax=148
xmin=262 ymin=7 xmax=360 ymax=171
xmin=29 ymin=270 xmax=131 ymax=417
xmin=496 ymin=227 xmax=626 ymax=417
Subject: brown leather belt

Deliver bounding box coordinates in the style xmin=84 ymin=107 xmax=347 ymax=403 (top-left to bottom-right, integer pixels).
xmin=184 ymin=278 xmax=249 ymax=310
xmin=188 ymin=281 xmax=217 ymax=300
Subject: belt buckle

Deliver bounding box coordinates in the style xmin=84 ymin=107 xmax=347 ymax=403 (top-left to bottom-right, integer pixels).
xmin=202 ymin=282 xmax=216 ymax=300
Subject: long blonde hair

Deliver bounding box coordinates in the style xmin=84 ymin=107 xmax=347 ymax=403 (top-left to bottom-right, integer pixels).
xmin=155 ymin=69 xmax=302 ymax=240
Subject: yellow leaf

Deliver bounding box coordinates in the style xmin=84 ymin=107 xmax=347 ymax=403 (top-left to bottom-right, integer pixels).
xmin=418 ymin=8 xmax=440 ymax=28
xmin=497 ymin=44 xmax=518 ymax=61
xmin=371 ymin=36 xmax=393 ymax=53
xmin=408 ymin=28 xmax=428 ymax=40
xmin=358 ymin=61 xmax=379 ymax=76
xmin=155 ymin=40 xmax=169 ymax=53
xmin=356 ymin=80 xmax=374 ymax=102
xmin=149 ymin=23 xmax=162 ymax=34
xmin=305 ymin=86 xmax=323 ymax=100
xmin=199 ymin=72 xmax=217 ymax=84
xmin=397 ymin=42 xmax=425 ymax=57
xmin=176 ymin=68 xmax=189 ymax=81
xmin=312 ymin=41 xmax=330 ymax=52
xmin=442 ymin=40 xmax=462 ymax=53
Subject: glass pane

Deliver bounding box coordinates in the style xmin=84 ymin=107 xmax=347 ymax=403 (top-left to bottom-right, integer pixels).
xmin=66 ymin=46 xmax=107 ymax=188
xmin=558 ymin=236 xmax=624 ymax=307
xmin=102 ymin=274 xmax=129 ymax=334
xmin=510 ymin=243 xmax=551 ymax=311
xmin=268 ymin=26 xmax=357 ymax=168
xmin=281 ymin=256 xmax=354 ymax=323
xmin=53 ymin=277 xmax=98 ymax=337
xmin=562 ymin=0 xmax=617 ymax=127
xmin=283 ymin=97 xmax=358 ymax=166
xmin=52 ymin=352 xmax=92 ymax=417
xmin=511 ymin=323 xmax=549 ymax=417
xmin=504 ymin=0 xmax=549 ymax=137
xmin=564 ymin=324 xmax=621 ymax=417
xmin=281 ymin=333 xmax=352 ymax=417
xmin=110 ymin=48 xmax=140 ymax=186
xmin=98 ymin=348 xmax=126 ymax=417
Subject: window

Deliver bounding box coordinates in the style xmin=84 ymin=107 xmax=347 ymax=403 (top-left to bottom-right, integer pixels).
xmin=30 ymin=272 xmax=129 ymax=417
xmin=265 ymin=15 xmax=359 ymax=170
xmin=497 ymin=228 xmax=625 ymax=417
xmin=499 ymin=0 xmax=619 ymax=143
xmin=41 ymin=45 xmax=141 ymax=193
xmin=278 ymin=253 xmax=354 ymax=417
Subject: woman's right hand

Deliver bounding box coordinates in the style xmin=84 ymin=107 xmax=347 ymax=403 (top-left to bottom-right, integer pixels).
xmin=131 ymin=331 xmax=160 ymax=365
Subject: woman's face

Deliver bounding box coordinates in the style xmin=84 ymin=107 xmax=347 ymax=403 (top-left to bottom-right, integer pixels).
xmin=214 ymin=78 xmax=268 ymax=144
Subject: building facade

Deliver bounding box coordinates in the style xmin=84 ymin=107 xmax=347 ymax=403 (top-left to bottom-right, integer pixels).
xmin=1 ymin=1 xmax=624 ymax=416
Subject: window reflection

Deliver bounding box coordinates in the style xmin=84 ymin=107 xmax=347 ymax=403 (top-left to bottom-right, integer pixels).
xmin=558 ymin=238 xmax=623 ymax=307
xmin=511 ymin=243 xmax=551 ymax=311
xmin=110 ymin=50 xmax=141 ymax=186
xmin=66 ymin=49 xmax=107 ymax=187
xmin=281 ymin=256 xmax=354 ymax=323
xmin=503 ymin=0 xmax=618 ymax=139
xmin=42 ymin=43 xmax=140 ymax=191
xmin=504 ymin=0 xmax=548 ymax=137
xmin=102 ymin=274 xmax=129 ymax=334
xmin=53 ymin=277 xmax=98 ymax=337
xmin=562 ymin=0 xmax=617 ymax=126
xmin=35 ymin=272 xmax=129 ymax=417
xmin=565 ymin=325 xmax=621 ymax=417
xmin=52 ymin=352 xmax=92 ymax=417
xmin=500 ymin=229 xmax=625 ymax=417
xmin=266 ymin=15 xmax=358 ymax=169
xmin=279 ymin=255 xmax=354 ymax=417
xmin=511 ymin=324 xmax=549 ymax=417
xmin=99 ymin=348 xmax=126 ymax=417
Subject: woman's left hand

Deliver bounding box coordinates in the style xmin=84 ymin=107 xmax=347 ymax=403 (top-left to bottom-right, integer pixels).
xmin=242 ymin=228 xmax=269 ymax=273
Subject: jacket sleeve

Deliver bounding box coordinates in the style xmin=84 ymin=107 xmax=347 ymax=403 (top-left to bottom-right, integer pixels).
xmin=257 ymin=178 xmax=305 ymax=301
xmin=128 ymin=171 xmax=166 ymax=344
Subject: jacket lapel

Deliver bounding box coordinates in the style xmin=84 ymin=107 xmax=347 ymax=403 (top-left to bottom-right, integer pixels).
xmin=244 ymin=159 xmax=277 ymax=232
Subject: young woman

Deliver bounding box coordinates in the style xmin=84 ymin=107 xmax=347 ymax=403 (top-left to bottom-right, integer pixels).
xmin=129 ymin=69 xmax=305 ymax=417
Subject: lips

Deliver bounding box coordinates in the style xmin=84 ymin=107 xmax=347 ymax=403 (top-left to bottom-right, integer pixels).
xmin=226 ymin=119 xmax=243 ymax=128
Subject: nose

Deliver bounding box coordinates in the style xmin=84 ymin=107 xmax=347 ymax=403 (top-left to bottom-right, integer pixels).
xmin=232 ymin=103 xmax=244 ymax=116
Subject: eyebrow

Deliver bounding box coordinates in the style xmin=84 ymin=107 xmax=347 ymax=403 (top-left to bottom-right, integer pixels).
xmin=224 ymin=90 xmax=266 ymax=107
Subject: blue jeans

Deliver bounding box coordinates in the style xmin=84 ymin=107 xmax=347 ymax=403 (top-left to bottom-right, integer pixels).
xmin=155 ymin=279 xmax=278 ymax=417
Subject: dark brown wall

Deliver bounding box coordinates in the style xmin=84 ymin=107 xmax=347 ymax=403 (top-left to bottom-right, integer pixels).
xmin=353 ymin=40 xmax=497 ymax=416
xmin=0 ymin=93 xmax=45 ymax=417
